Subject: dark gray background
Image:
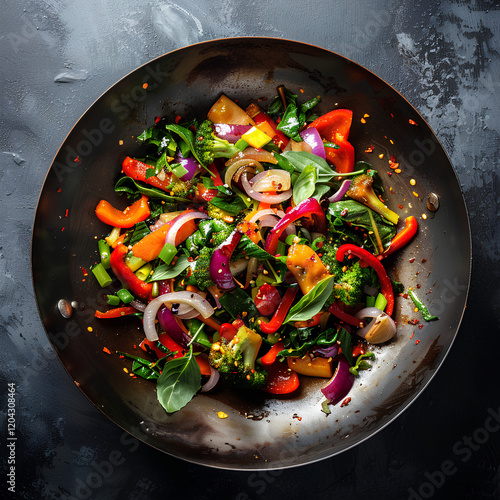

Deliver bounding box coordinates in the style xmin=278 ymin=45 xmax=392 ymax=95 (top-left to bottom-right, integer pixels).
xmin=1 ymin=1 xmax=499 ymax=499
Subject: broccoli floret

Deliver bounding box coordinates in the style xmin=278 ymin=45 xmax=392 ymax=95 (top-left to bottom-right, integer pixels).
xmin=211 ymin=224 xmax=235 ymax=247
xmin=319 ymin=240 xmax=372 ymax=307
xmin=194 ymin=120 xmax=242 ymax=166
xmin=193 ymin=247 xmax=215 ymax=289
xmin=206 ymin=201 xmax=235 ymax=223
xmin=332 ymin=261 xmax=365 ymax=306
xmin=208 ymin=325 xmax=267 ymax=390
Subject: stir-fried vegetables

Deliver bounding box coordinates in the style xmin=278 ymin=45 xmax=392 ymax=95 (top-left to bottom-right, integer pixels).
xmin=90 ymin=87 xmax=429 ymax=415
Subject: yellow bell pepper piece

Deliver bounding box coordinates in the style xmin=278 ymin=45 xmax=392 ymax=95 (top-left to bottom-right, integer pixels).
xmin=241 ymin=126 xmax=272 ymax=149
xmin=287 ymin=352 xmax=333 ymax=378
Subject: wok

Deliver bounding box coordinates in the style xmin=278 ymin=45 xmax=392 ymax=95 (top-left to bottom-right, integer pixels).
xmin=32 ymin=38 xmax=471 ymax=469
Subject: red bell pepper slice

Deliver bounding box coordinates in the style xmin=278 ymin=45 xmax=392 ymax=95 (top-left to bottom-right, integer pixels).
xmin=308 ymin=109 xmax=355 ymax=173
xmin=208 ymin=162 xmax=223 ymax=186
xmin=260 ymin=340 xmax=285 ymax=366
xmin=325 ymin=140 xmax=355 ymax=173
xmin=219 ymin=323 xmax=238 ymax=342
xmin=95 ymin=195 xmax=150 ymax=228
xmin=379 ymin=216 xmax=418 ymax=260
xmin=109 ymin=244 xmax=153 ymax=300
xmin=158 ymin=331 xmax=186 ymax=359
xmin=264 ymin=198 xmax=327 ymax=255
xmin=328 ymin=301 xmax=363 ymax=327
xmin=122 ymin=156 xmax=172 ymax=192
xmin=308 ymin=109 xmax=353 ymax=143
xmin=336 ymin=244 xmax=395 ymax=316
xmin=259 ymin=286 xmax=298 ymax=334
xmin=95 ymin=306 xmax=137 ymax=319
xmin=263 ymin=359 xmax=300 ymax=394
xmin=294 ymin=312 xmax=322 ymax=329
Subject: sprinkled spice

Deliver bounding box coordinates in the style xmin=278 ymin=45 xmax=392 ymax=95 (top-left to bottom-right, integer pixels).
xmin=87 ymin=327 xmax=93 ymax=332
xmin=217 ymin=411 xmax=228 ymax=419
xmin=340 ymin=397 xmax=351 ymax=407
xmin=103 ymin=347 xmax=111 ymax=354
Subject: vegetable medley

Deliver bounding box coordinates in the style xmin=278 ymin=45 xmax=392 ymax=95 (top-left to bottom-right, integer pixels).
xmin=91 ymin=86 xmax=425 ymax=415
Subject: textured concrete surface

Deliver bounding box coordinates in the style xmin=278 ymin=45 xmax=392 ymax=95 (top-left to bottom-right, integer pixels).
xmin=1 ymin=1 xmax=499 ymax=499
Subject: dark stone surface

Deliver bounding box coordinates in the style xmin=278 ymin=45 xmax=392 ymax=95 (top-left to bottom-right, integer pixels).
xmin=1 ymin=1 xmax=499 ymax=499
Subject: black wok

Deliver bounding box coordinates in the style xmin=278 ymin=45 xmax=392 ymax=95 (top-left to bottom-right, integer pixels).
xmin=32 ymin=38 xmax=471 ymax=469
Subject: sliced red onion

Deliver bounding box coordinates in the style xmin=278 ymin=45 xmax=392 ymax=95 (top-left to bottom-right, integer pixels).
xmin=214 ymin=123 xmax=251 ymax=143
xmin=176 ymin=308 xmax=200 ymax=320
xmin=241 ymin=175 xmax=292 ymax=203
xmin=355 ymin=307 xmax=397 ymax=344
xmin=299 ymin=127 xmax=326 ymax=159
xmin=251 ymin=169 xmax=291 ymax=192
xmin=321 ymin=355 xmax=355 ymax=405
xmin=209 ymin=230 xmax=243 ymax=290
xmin=175 ymin=153 xmax=201 ymax=181
xmin=157 ymin=306 xmax=192 ymax=346
xmin=201 ymin=366 xmax=220 ymax=392
xmin=328 ymin=179 xmax=352 ymax=203
xmin=164 ymin=211 xmax=209 ymax=246
xmin=313 ymin=345 xmax=339 ymax=358
xmin=143 ymin=292 xmax=215 ymax=341
xmin=226 ymin=147 xmax=277 ymax=166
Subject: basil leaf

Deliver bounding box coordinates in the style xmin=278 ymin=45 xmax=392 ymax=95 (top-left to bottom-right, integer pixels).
xmin=156 ymin=345 xmax=201 ymax=413
xmin=279 ymin=327 xmax=338 ymax=358
xmin=312 ymin=183 xmax=331 ymax=201
xmin=282 ymin=151 xmax=335 ymax=182
xmin=115 ymin=176 xmax=189 ymax=203
xmin=150 ymin=254 xmax=190 ymax=281
xmin=284 ymin=276 xmax=334 ymax=324
xmin=235 ymin=235 xmax=274 ymax=260
xmin=218 ymin=288 xmax=259 ymax=323
xmin=293 ymin=163 xmax=317 ymax=205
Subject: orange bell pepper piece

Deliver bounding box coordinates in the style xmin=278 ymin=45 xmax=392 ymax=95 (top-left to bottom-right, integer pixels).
xmin=131 ymin=210 xmax=196 ymax=262
xmin=95 ymin=195 xmax=150 ymax=228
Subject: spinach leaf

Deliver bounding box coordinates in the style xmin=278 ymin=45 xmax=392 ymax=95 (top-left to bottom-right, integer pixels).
xmin=284 ymin=276 xmax=334 ymax=324
xmin=150 ymin=254 xmax=190 ymax=281
xmin=127 ymin=221 xmax=150 ymax=246
xmin=282 ymin=151 xmax=335 ymax=182
xmin=293 ymin=163 xmax=317 ymax=205
xmin=116 ymin=352 xmax=172 ymax=381
xmin=219 ymin=288 xmax=259 ymax=323
xmin=209 ymin=193 xmax=247 ymax=215
xmin=328 ymin=200 xmax=396 ymax=251
xmin=279 ymin=327 xmax=338 ymax=358
xmin=115 ymin=176 xmax=189 ymax=203
xmin=156 ymin=345 xmax=201 ymax=413
xmin=337 ymin=327 xmax=353 ymax=366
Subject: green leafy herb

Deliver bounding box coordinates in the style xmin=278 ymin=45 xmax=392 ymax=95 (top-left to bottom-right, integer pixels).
xmin=282 ymin=151 xmax=335 ymax=182
xmin=337 ymin=327 xmax=353 ymax=366
xmin=115 ymin=176 xmax=190 ymax=203
xmin=150 ymin=254 xmax=190 ymax=281
xmin=116 ymin=352 xmax=173 ymax=381
xmin=279 ymin=327 xmax=338 ymax=358
xmin=321 ymin=400 xmax=331 ymax=415
xmin=293 ymin=163 xmax=317 ymax=205
xmin=219 ymin=288 xmax=259 ymax=323
xmin=284 ymin=276 xmax=334 ymax=324
xmin=156 ymin=345 xmax=201 ymax=413
xmin=349 ymin=352 xmax=376 ymax=376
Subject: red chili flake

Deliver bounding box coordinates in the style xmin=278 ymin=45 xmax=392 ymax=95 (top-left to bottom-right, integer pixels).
xmin=293 ymin=414 xmax=302 ymax=420
xmin=57 ymin=187 xmax=62 ymax=193
xmin=413 ymin=318 xmax=420 ymax=325
xmin=65 ymin=209 xmax=69 ymax=217
xmin=61 ymin=227 xmax=65 ymax=232
xmin=103 ymin=347 xmax=111 ymax=354
xmin=389 ymin=187 xmax=395 ymax=194
xmin=421 ymin=258 xmax=427 ymax=263
xmin=154 ymin=116 xmax=161 ymax=124
xmin=415 ymin=340 xmax=420 ymax=345
xmin=175 ymin=115 xmax=182 ymax=124
xmin=82 ymin=267 xmax=88 ymax=277
xmin=389 ymin=160 xmax=399 ymax=169
xmin=419 ymin=324 xmax=424 ymax=330
xmin=402 ymin=293 xmax=408 ymax=299
xmin=340 ymin=397 xmax=351 ymax=407
xmin=410 ymin=332 xmax=414 ymax=339
xmin=409 ymin=258 xmax=415 ymax=263
xmin=364 ymin=145 xmax=375 ymax=153
xmin=416 ymin=284 xmax=421 ymax=289
xmin=387 ymin=172 xmax=393 ymax=176
xmin=390 ymin=113 xmax=394 ymax=118
xmin=74 ymin=156 xmax=81 ymax=164
xmin=378 ymin=195 xmax=385 ymax=203
xmin=142 ymin=83 xmax=148 ymax=89
xmin=340 ymin=208 xmax=348 ymax=217
xmin=409 ymin=119 xmax=418 ymax=126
